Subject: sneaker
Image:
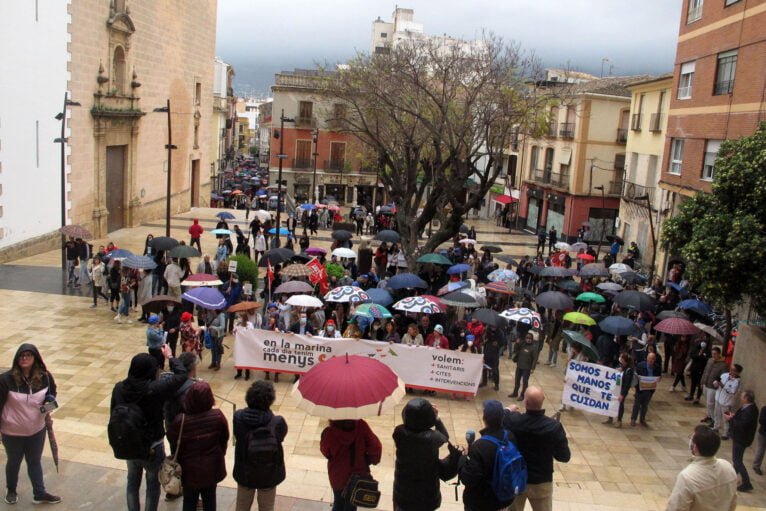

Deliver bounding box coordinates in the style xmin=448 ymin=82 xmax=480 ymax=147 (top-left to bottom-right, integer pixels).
xmin=114 ymin=315 xmax=120 ymax=321
xmin=5 ymin=491 xmax=17 ymax=504
xmin=669 ymin=385 xmax=675 ymax=392
xmin=614 ymin=420 xmax=622 ymax=429
xmin=164 ymin=493 xmax=181 ymax=502
xmin=737 ymin=483 xmax=753 ymax=492
xmin=32 ymin=492 xmax=61 ymax=504
xmin=125 ymin=319 xmax=132 ymax=324
xmin=89 ymin=304 xmax=97 ymax=309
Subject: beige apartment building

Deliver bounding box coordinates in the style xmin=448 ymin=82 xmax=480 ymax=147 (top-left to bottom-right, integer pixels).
xmin=519 ymin=77 xmax=648 ymax=242
xmin=617 ymin=75 xmax=672 ymax=279
xmin=68 ymin=0 xmax=218 ymax=236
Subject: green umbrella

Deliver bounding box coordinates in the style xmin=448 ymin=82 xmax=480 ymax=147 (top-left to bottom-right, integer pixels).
xmin=575 ymin=292 xmax=606 ymax=303
xmin=353 ymin=303 xmax=392 ymax=319
xmin=562 ymin=330 xmax=599 ymax=362
xmin=562 ymin=311 xmax=596 ymax=326
xmin=417 ymin=253 xmax=452 ymax=265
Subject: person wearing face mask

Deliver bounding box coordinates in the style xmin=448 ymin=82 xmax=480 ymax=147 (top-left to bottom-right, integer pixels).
xmin=163 ymin=302 xmax=182 ymax=357
xmin=319 ymin=319 xmax=342 ymax=338
xmin=686 ymin=339 xmax=710 ymax=405
xmin=289 ymin=312 xmax=315 ymax=336
xmin=666 ymin=425 xmax=737 ymax=511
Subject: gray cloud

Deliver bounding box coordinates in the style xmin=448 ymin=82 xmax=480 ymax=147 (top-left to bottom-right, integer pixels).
xmin=216 ymin=0 xmax=682 ymax=96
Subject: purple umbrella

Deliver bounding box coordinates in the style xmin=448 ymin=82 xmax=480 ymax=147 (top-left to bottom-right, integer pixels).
xmin=182 ymin=287 xmax=227 ymax=310
xmin=305 ymin=247 xmax=327 ymax=256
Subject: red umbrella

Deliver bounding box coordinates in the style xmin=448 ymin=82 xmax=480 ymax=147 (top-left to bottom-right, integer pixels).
xmin=420 ymin=294 xmax=446 ymax=310
xmin=292 ymin=354 xmax=405 ymax=419
xmin=654 ymin=318 xmax=700 ymax=336
xmin=576 ymin=253 xmax=595 ymax=262
xmin=484 ymin=282 xmax=515 ymax=296
xmin=182 ymin=273 xmax=223 ymax=287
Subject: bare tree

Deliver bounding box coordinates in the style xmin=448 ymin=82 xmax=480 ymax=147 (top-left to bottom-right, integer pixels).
xmin=322 ymin=35 xmax=555 ymax=268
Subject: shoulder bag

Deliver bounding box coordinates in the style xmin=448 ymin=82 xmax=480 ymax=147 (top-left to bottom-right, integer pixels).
xmin=158 ymin=414 xmax=184 ymax=495
xmin=341 ymin=439 xmax=380 ymax=508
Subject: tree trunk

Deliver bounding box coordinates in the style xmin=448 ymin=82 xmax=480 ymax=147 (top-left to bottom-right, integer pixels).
xmin=723 ymin=308 xmax=732 ymax=359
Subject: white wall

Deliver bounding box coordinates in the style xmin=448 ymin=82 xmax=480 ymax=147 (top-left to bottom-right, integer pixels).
xmin=0 ymin=0 xmax=70 ymax=248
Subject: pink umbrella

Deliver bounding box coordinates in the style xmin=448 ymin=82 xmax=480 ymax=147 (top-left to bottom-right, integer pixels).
xmin=291 ymin=354 xmax=405 ymax=419
xmin=654 ymin=318 xmax=700 ymax=336
xmin=182 ymin=273 xmax=223 ymax=287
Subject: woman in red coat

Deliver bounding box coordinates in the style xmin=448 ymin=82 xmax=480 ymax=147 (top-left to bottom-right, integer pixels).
xmin=168 ymin=381 xmax=229 ymax=511
xmin=320 ymin=419 xmax=382 ymax=511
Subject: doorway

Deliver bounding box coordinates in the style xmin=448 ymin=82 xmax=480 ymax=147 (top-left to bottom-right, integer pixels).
xmin=191 ymin=159 xmax=200 ymax=207
xmin=106 ymin=145 xmax=127 ymax=232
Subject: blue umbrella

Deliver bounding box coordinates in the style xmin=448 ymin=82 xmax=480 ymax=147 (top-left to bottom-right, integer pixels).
xmin=105 ymin=249 xmax=133 ymax=260
xmin=182 ymin=287 xmax=227 ymax=310
xmin=122 ymin=255 xmax=157 ymax=270
xmin=447 ymin=263 xmax=471 ymax=275
xmin=216 ymin=211 xmax=236 ymax=220
xmin=387 ymin=273 xmax=428 ymax=290
xmin=678 ymin=299 xmax=712 ymax=316
xmin=268 ymin=227 xmax=290 ymax=235
xmin=598 ymin=316 xmax=641 ymax=336
xmin=256 ymin=189 xmax=268 ymax=196
xmin=300 ymin=204 xmax=317 ymax=210
xmin=211 ymin=228 xmax=233 ymax=235
xmin=365 ymin=288 xmax=394 ymax=306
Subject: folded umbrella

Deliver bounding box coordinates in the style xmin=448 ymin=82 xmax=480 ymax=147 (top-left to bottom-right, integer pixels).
xmin=535 ymin=291 xmax=574 ymax=310
xmin=374 ymin=230 xmax=400 ymax=244
xmin=169 ymin=245 xmax=201 ymax=258
xmin=388 ymin=273 xmax=428 ymax=290
xmin=45 ymin=414 xmax=59 ymax=473
xmin=183 ymin=287 xmax=227 ymax=310
xmin=598 ymin=316 xmax=641 ymax=336
xmin=324 ymin=286 xmax=370 ymax=304
xmin=123 ymin=255 xmax=158 ymax=270
xmin=365 ymin=288 xmax=394 ymax=306
xmin=149 ymin=236 xmax=179 ymax=251
xmin=291 ymin=355 xmax=406 ymax=420
xmin=274 ymin=281 xmax=315 ymax=295
xmin=562 ymin=330 xmax=599 ymax=362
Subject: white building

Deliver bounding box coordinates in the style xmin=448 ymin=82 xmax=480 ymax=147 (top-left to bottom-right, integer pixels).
xmin=0 ymin=0 xmax=70 ymax=254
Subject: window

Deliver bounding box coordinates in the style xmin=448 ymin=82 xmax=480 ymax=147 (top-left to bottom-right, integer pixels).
xmin=299 ymin=101 xmax=313 ymax=120
xmin=702 ymin=140 xmax=722 ymax=180
xmin=194 ymin=81 xmax=201 ymax=105
xmin=714 ymin=50 xmax=737 ymax=95
xmin=329 ymin=142 xmax=345 ymax=170
xmin=687 ymin=0 xmax=703 ymax=23
xmin=669 ymin=139 xmax=684 ymax=175
xmin=631 ymin=94 xmax=644 ymax=131
xmin=112 ymin=46 xmax=126 ymax=94
xmin=650 ymin=91 xmax=666 ymax=131
xmin=295 ymin=140 xmax=312 ymax=168
xmin=529 ymin=146 xmax=539 ymax=174
xmin=725 ymin=0 xmax=741 ymax=5
xmin=333 ymin=103 xmax=347 ymax=122
xmin=380 ymin=32 xmax=387 ymax=38
xmin=678 ymin=62 xmax=695 ymax=99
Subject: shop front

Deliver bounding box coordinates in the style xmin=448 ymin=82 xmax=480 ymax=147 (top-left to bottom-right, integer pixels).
xmin=525 ymin=188 xmax=543 ymax=231
xmin=546 ymin=194 xmax=566 ymax=234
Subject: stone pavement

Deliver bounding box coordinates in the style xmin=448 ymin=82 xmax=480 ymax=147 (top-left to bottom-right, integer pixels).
xmin=0 ymin=207 xmax=763 ymax=511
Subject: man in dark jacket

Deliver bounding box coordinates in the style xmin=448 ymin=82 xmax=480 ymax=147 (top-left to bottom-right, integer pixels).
xmin=509 ymin=333 xmax=538 ymax=401
xmin=631 ymin=352 xmax=661 ymax=427
xmin=482 ymin=327 xmax=502 ymax=391
xmin=393 ymin=399 xmax=461 ymax=511
xmin=505 ymin=386 xmax=570 ymax=511
xmin=459 ymin=400 xmax=517 ymax=511
xmin=110 ymin=346 xmax=188 ymax=511
xmin=725 ymin=390 xmax=758 ymax=492
xmin=233 ymin=380 xmax=288 ymax=510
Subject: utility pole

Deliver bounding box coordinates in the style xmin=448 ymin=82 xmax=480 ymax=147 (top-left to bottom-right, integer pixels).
xmin=274 ymin=109 xmax=294 ymax=247
xmin=54 ymin=92 xmax=80 ymax=269
xmin=311 ymin=128 xmax=319 ymax=204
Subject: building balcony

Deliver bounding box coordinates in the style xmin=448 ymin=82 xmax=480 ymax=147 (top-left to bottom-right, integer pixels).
xmin=293 ymin=158 xmax=313 ymax=169
xmin=294 ymin=116 xmax=317 ymax=129
xmin=545 ymin=121 xmax=557 ymax=138
xmin=550 ymin=171 xmax=569 ymax=189
xmin=607 ymin=179 xmax=623 ymax=196
xmin=91 ymin=92 xmax=144 ymax=118
xmin=559 ymin=122 xmax=575 ymax=139
xmin=324 ymin=159 xmax=345 ymax=172
xmin=616 ymin=128 xmax=628 ymax=144
xmin=649 ymin=113 xmax=664 ymax=132
xmin=622 ymin=181 xmax=655 ymax=205
xmin=358 ymin=165 xmax=378 ymax=174
xmin=532 ymin=169 xmax=550 ymax=184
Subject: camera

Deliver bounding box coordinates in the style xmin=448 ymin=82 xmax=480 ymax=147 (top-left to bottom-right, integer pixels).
xmin=40 ymin=400 xmax=59 ymax=414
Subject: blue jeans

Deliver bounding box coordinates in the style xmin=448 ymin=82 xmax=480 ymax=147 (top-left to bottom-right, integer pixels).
xmin=119 ymin=291 xmax=132 ymax=316
xmin=332 ymin=489 xmax=356 ymax=511
xmin=126 ymin=443 xmax=164 ymax=511
xmin=2 ymin=428 xmax=46 ymax=498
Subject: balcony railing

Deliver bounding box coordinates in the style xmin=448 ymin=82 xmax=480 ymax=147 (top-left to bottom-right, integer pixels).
xmin=294 ymin=116 xmax=317 ymax=128
xmin=714 ymin=80 xmax=734 ymax=96
xmin=533 ymin=169 xmax=550 ymax=184
xmin=550 ymin=172 xmax=570 ymax=189
xmin=559 ymin=122 xmax=575 ymax=139
xmin=546 ymin=121 xmax=557 ymax=138
xmin=649 ymin=113 xmax=664 ymax=132
xmin=622 ymin=181 xmax=656 ymax=204
xmin=616 ymin=128 xmax=628 ymax=143
xmin=631 ymin=113 xmax=642 ymax=131
xmin=607 ymin=180 xmax=623 ymax=196
xmin=358 ymin=165 xmax=378 ymax=174
xmin=292 ymin=158 xmax=312 ymax=169
xmin=324 ymin=159 xmax=345 ymax=172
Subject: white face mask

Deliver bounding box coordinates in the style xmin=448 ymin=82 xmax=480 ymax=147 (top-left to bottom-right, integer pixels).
xmin=300 ymin=318 xmax=307 ymax=325
xmin=167 ymin=306 xmax=175 ymax=312
xmin=327 ymin=326 xmax=334 ymax=332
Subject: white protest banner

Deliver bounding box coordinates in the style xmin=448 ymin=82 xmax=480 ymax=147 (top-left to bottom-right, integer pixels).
xmin=228 ymin=260 xmax=238 ymax=273
xmin=638 ymin=375 xmax=660 ymax=392
xmin=234 ymin=328 xmax=484 ymax=395
xmin=561 ymin=360 xmax=621 ymax=417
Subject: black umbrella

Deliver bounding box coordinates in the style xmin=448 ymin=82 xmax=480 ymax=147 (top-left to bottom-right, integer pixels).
xmin=613 ymin=290 xmax=656 ymax=312
xmin=441 ymin=290 xmax=481 ymax=308
xmin=258 ymin=247 xmax=295 ymax=267
xmin=606 ymin=235 xmax=625 ymax=245
xmin=472 ymin=308 xmax=506 ymax=327
xmin=291 ymin=254 xmax=312 ymax=263
xmin=388 ymin=273 xmax=428 ymax=290
xmin=535 ymin=291 xmax=574 ymax=310
xmin=459 ymin=224 xmax=470 ymax=234
xmin=513 ymin=287 xmax=535 ymax=300
xmin=657 ymin=310 xmax=689 ymax=321
xmin=143 ymin=295 xmax=182 ymax=314
xmin=619 ymin=272 xmax=647 ymax=285
xmin=331 ymin=230 xmax=353 ymax=241
xmin=578 ymin=263 xmax=610 ymax=278
xmin=557 ymin=280 xmax=582 ymax=293
xmin=526 ymin=265 xmax=543 ymax=275
xmin=374 ymin=230 xmax=400 ymax=244
xmin=168 ymin=245 xmax=201 ymax=258
xmin=496 ymin=255 xmax=518 ymax=266
xmin=540 ymin=266 xmax=576 ymax=278
xmin=480 ymin=245 xmax=502 ymax=253
xmin=599 ymin=315 xmax=641 ymax=336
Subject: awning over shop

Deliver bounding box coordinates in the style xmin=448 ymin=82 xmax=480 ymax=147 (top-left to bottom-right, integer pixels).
xmin=493 ymin=194 xmax=517 ymax=205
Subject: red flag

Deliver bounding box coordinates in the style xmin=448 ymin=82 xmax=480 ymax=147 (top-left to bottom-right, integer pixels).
xmin=267 ymin=260 xmax=275 ymax=286
xmin=306 ymin=258 xmax=329 ymax=295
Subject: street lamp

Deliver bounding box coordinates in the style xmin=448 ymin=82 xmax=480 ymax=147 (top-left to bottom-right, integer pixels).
xmin=311 ymin=128 xmax=319 ymax=204
xmin=593 ymin=185 xmax=605 ymax=262
xmin=153 ymin=100 xmax=178 ymax=237
xmin=635 ymin=194 xmax=657 ymax=283
xmin=54 ymin=92 xmax=81 ymax=269
xmin=273 ymin=109 xmax=294 ymax=247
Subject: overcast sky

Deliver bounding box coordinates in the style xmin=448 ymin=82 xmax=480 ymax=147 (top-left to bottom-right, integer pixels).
xmin=216 ymin=0 xmax=682 ymax=97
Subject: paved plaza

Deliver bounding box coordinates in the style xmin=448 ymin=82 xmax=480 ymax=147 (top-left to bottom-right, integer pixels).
xmin=0 ymin=208 xmax=763 ymax=510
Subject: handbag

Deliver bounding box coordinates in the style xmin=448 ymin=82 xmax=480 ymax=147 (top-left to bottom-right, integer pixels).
xmin=158 ymin=414 xmax=184 ymax=495
xmin=341 ymin=441 xmax=380 ymax=508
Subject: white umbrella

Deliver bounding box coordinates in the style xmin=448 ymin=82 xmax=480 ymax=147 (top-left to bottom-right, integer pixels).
xmin=693 ymin=322 xmax=724 ymax=342
xmin=332 ymin=247 xmax=357 ymax=259
xmin=596 ymin=282 xmax=623 ymax=292
xmin=324 ymin=286 xmax=370 ymax=304
xmin=609 ymin=263 xmax=633 ymax=274
xmin=286 ymin=294 xmax=323 ymax=308
xmin=253 ymin=210 xmax=271 ymax=222
xmin=554 ymin=242 xmax=572 ymax=251
xmin=570 ymin=242 xmax=588 ymax=252
xmin=459 ymin=239 xmax=476 ymax=245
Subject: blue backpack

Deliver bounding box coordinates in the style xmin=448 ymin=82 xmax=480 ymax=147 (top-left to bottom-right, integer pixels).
xmin=482 ymin=431 xmax=528 ymax=501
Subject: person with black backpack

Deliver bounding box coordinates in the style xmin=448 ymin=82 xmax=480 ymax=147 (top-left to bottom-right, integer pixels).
xmin=458 ymin=400 xmax=524 ymax=511
xmin=233 ymin=380 xmax=288 ymax=511
xmin=109 ymin=345 xmax=188 ymax=511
